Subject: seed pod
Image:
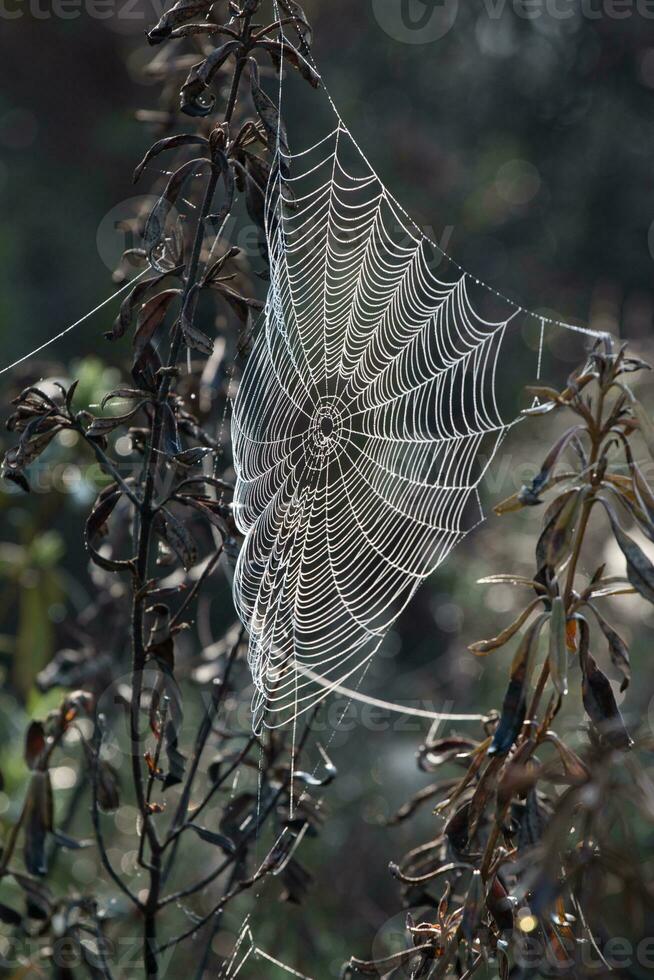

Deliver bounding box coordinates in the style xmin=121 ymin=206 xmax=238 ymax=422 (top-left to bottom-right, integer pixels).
xmin=469 ymin=597 xmax=543 ymax=656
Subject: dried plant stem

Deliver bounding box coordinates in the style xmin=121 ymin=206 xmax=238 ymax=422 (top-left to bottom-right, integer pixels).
xmin=481 ymin=381 xmax=610 ymax=882
xmin=128 ymin=16 xmax=255 ymax=977
xmin=161 ymin=631 xmax=243 ymax=884
xmin=562 ymin=392 xmax=605 ymax=606
xmin=0 ymin=7 xmax=327 ymax=976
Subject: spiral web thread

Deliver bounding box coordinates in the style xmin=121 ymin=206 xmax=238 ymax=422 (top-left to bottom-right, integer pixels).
xmin=231 ymin=12 xmax=609 ymax=731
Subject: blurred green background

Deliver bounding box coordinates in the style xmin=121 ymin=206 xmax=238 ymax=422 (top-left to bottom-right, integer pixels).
xmin=1 ymin=1 xmax=654 ymax=976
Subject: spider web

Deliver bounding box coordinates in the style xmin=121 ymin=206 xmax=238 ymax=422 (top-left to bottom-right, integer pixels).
xmin=231 ymin=10 xmax=609 ymax=731
xmin=219 ymin=917 xmax=315 ymax=979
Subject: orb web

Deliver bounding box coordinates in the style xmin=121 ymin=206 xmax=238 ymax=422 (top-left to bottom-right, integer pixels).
xmin=231 ymin=23 xmax=607 ymax=730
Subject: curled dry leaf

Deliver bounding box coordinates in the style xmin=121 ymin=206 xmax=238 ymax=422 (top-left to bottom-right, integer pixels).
xmin=277 ymin=0 xmax=313 ymax=54
xmin=578 ymin=617 xmax=631 ymax=751
xmin=133 ymin=134 xmax=209 ymax=184
xmin=147 ymin=0 xmax=216 ymax=43
xmin=588 ymin=603 xmax=630 ymax=691
xmin=542 ymin=488 xmax=585 ymax=571
xmin=489 ymin=615 xmax=548 ymax=756
xmin=106 ymin=269 xmax=183 ymax=342
xmin=249 ymin=58 xmax=289 ymax=161
xmin=603 ymin=501 xmax=654 ymax=604
xmin=469 ymin=596 xmax=543 ymax=657
xmin=632 ymin=399 xmax=654 ymax=460
xmin=133 ymin=290 xmax=181 ymax=356
xmin=155 ymin=507 xmax=199 ymax=570
xmin=518 ymin=425 xmax=583 ymax=506
xmin=85 ymin=484 xmax=135 ymax=574
xmin=144 ymin=159 xmax=209 ymax=267
xmin=180 ymin=41 xmax=240 ymax=117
